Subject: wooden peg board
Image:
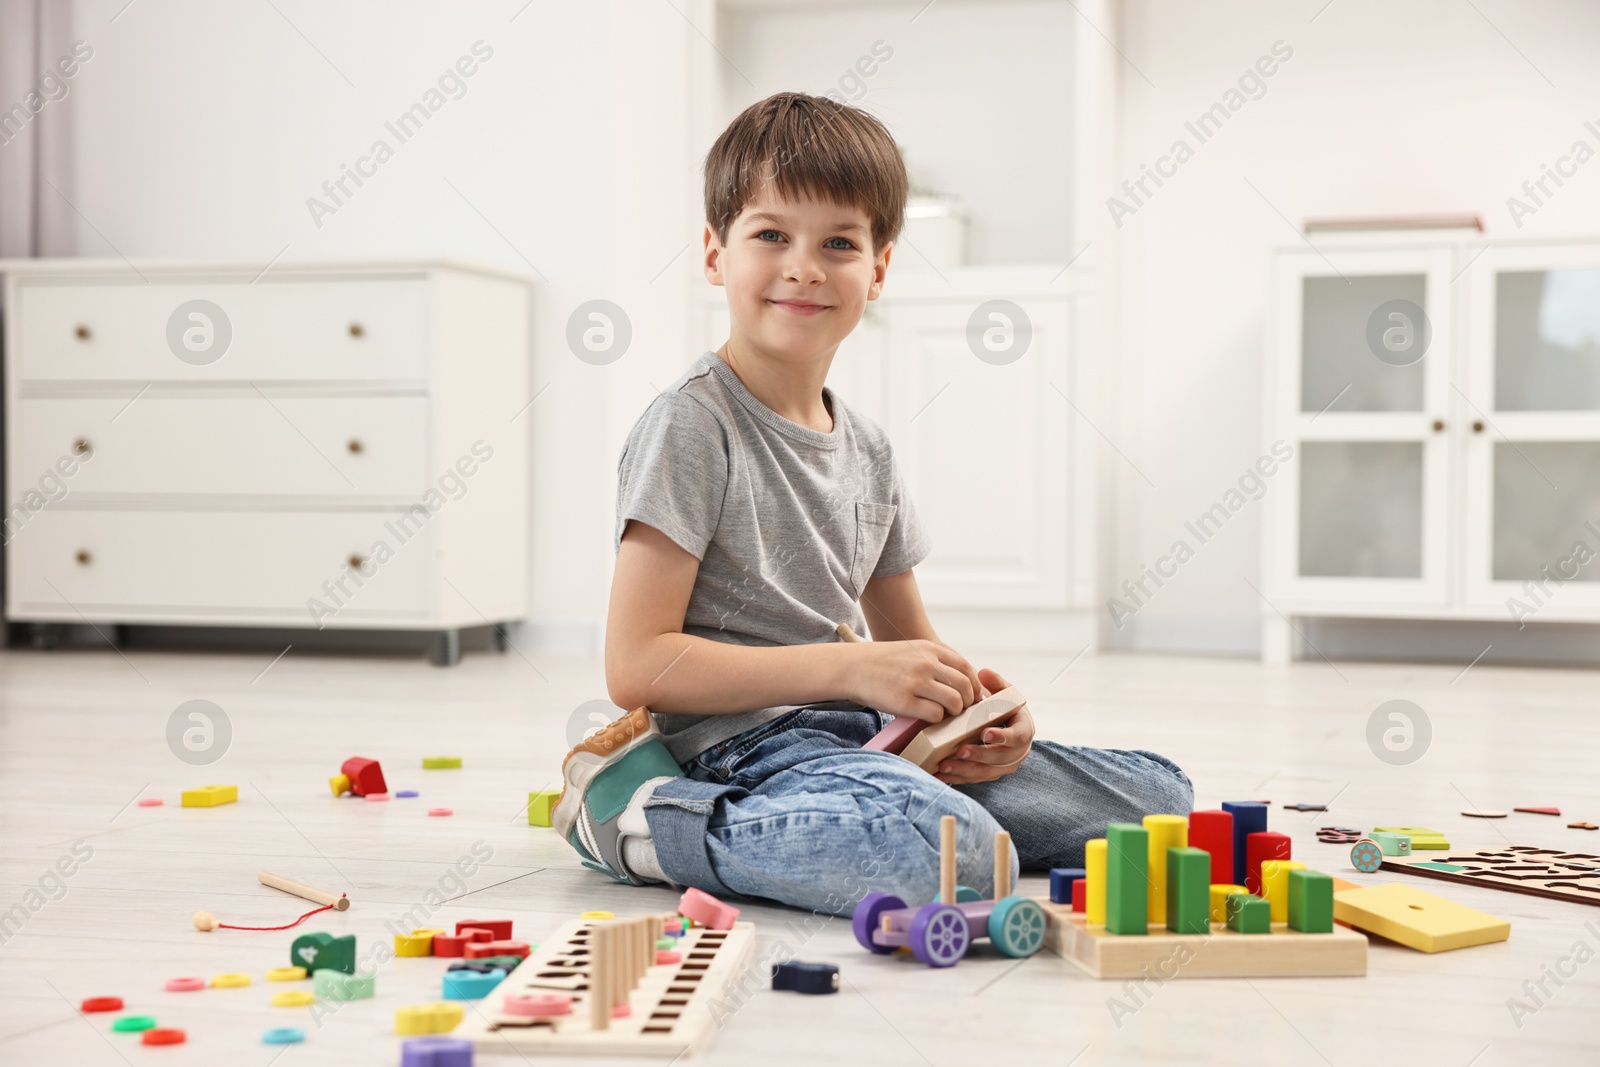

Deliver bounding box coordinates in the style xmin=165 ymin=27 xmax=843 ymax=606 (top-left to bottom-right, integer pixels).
xmin=1037 ymin=899 xmax=1367 ymax=978
xmin=454 ymin=918 xmax=755 ymax=1058
xmin=1380 ymin=845 xmax=1600 ymax=908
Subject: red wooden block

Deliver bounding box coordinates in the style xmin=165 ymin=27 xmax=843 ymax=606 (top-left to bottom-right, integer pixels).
xmin=340 ymin=756 xmax=386 ymax=797
xmin=1244 ymin=831 xmax=1291 ymax=895
xmin=678 ymin=886 xmax=740 ymax=931
xmin=431 ymin=933 xmax=470 ymax=957
xmin=464 ymin=939 xmax=530 ymax=960
xmin=1188 ymin=809 xmax=1234 ymax=888
xmin=1070 ymin=877 xmax=1086 ymax=913
xmin=455 ymin=919 xmax=512 ymax=939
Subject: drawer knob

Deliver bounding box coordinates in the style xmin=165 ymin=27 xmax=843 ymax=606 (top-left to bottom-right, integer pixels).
xmin=1473 ymin=420 xmax=1485 ymax=433
xmin=1431 ymin=419 xmax=1445 ymax=433
xmin=73 ymin=438 xmax=92 ymax=456
xmin=75 ymin=550 xmax=92 ymax=566
xmin=347 ymin=438 xmax=363 ymax=454
xmin=348 ymin=554 xmax=367 ymax=571
xmin=75 ymin=325 xmax=91 ymax=341
xmin=348 ymin=322 xmax=364 ymax=338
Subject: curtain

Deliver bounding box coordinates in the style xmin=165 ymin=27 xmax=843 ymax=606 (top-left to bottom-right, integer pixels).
xmin=0 ymin=0 xmax=77 ymax=261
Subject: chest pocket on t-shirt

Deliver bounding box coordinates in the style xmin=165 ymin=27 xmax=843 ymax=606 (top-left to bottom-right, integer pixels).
xmin=848 ymin=501 xmax=898 ymax=597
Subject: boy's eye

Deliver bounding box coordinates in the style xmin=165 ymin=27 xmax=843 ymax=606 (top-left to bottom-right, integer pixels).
xmin=757 ymin=230 xmax=783 ymax=242
xmin=825 ymin=237 xmax=856 ymax=251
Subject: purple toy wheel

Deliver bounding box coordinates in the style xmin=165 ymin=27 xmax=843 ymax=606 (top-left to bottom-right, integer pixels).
xmin=852 ymin=892 xmax=906 ymax=954
xmin=909 ymin=903 xmax=970 ymax=967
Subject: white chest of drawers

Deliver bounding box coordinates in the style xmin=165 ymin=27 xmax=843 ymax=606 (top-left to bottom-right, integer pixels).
xmin=0 ymin=259 xmax=531 ymax=665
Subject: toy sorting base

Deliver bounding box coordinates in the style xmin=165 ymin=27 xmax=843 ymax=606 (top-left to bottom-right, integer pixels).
xmin=1037 ymin=899 xmax=1367 ymax=978
xmin=1379 ymin=846 xmax=1600 ymax=908
xmin=453 ymin=918 xmax=754 ymax=1057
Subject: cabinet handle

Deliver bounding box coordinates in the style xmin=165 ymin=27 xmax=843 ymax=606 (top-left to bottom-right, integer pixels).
xmin=73 ymin=438 xmax=91 ymax=456
xmin=1472 ymin=420 xmax=1485 ymax=433
xmin=1431 ymin=419 xmax=1445 ymax=432
xmin=75 ymin=550 xmax=92 ymax=566
xmin=347 ymin=438 xmax=363 ymax=454
xmin=348 ymin=322 xmax=364 ymax=338
xmin=74 ymin=325 xmax=91 ymax=341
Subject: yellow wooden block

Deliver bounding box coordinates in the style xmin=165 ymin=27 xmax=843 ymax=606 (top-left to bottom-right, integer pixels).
xmin=329 ymin=774 xmax=350 ymax=796
xmin=394 ymin=929 xmax=440 ymax=957
xmin=181 ymin=784 xmax=238 ymax=808
xmin=272 ymin=990 xmax=314 ymax=1007
xmin=395 ymin=1002 xmax=464 ymax=1035
xmin=1085 ymin=839 xmax=1108 ymax=924
xmin=581 ymin=910 xmax=614 ymax=921
xmin=1142 ymin=815 xmax=1187 ymax=924
xmin=1333 ymin=883 xmax=1510 ymax=953
xmin=1209 ymin=883 xmax=1248 ymax=924
xmin=211 ymin=972 xmax=251 ymax=987
xmin=1260 ymin=860 xmax=1307 ymax=923
xmin=266 ymin=967 xmax=307 ymax=982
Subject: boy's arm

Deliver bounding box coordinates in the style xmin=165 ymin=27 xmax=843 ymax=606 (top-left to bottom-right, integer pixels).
xmin=604 ymin=520 xmax=980 ymax=719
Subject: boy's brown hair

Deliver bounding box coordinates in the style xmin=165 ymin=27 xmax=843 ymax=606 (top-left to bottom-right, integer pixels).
xmin=704 ymin=91 xmax=907 ymax=255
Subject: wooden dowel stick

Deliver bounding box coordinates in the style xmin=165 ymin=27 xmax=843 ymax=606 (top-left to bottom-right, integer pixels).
xmin=258 ymin=871 xmax=349 ymax=910
xmin=994 ymin=831 xmax=1012 ymax=899
xmin=835 ymin=622 xmax=861 ymax=642
xmin=591 ymin=923 xmax=611 ymax=1031
xmin=940 ymin=815 xmax=956 ymax=905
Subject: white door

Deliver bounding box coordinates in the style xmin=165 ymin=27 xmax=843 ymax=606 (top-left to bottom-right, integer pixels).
xmin=1265 ymin=247 xmax=1455 ymax=609
xmin=882 ymin=296 xmax=1072 ymax=608
xmin=1463 ymin=242 xmax=1600 ymax=618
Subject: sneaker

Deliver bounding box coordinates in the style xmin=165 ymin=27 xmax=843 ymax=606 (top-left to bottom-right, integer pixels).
xmin=553 ymin=706 xmax=684 ymax=886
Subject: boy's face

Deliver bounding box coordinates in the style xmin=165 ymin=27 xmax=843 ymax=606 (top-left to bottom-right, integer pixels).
xmin=703 ymin=181 xmax=891 ymax=366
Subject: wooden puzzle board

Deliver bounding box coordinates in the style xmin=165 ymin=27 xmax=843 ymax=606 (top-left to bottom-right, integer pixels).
xmin=1380 ymin=846 xmax=1600 ymax=908
xmin=1037 ymin=899 xmax=1367 ymax=978
xmin=454 ymin=919 xmax=755 ymax=1057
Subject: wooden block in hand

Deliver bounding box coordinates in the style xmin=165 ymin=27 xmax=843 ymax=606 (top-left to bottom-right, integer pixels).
xmin=899 ymin=687 xmax=1026 ymax=773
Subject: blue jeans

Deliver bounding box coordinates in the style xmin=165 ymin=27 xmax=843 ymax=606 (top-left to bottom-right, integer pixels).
xmin=642 ymin=708 xmax=1194 ymax=917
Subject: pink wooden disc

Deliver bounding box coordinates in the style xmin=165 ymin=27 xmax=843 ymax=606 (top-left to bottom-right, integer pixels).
xmin=428 ymin=807 xmax=453 ymax=817
xmin=137 ymin=798 xmax=164 ymax=807
xmin=165 ymin=976 xmax=206 ymax=992
xmin=655 ymin=950 xmax=681 ymax=965
xmin=503 ymin=992 xmax=571 ymax=1017
xmin=365 ymin=792 xmax=391 ymax=802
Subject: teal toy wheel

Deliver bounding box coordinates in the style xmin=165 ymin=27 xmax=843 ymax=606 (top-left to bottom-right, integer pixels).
xmin=988 ymin=896 xmax=1046 ymax=958
xmin=954 ymin=885 xmax=982 ymax=903
xmin=1350 ymin=839 xmax=1383 ymax=873
xmin=909 ymin=903 xmax=969 ymax=967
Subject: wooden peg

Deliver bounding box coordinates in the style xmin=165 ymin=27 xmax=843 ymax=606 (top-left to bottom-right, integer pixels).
xmin=994 ymin=831 xmax=1011 ymax=899
xmin=940 ymin=814 xmax=957 ymax=905
xmin=258 ymin=871 xmax=349 ymax=910
xmin=590 ymin=922 xmax=611 ymax=1031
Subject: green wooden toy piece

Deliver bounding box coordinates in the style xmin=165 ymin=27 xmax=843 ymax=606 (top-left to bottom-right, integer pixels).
xmin=1287 ymin=869 xmax=1334 ymax=933
xmin=290 ymin=931 xmax=356 ymax=974
xmin=528 ymin=790 xmax=560 ymax=827
xmin=1372 ymin=825 xmax=1448 ymax=850
xmin=1225 ymin=893 xmax=1270 ymax=934
xmin=111 ymin=1015 xmax=157 ymax=1032
xmin=1165 ymin=847 xmax=1211 ymax=935
xmin=475 ymin=954 xmax=526 ymax=971
xmin=423 ymin=756 xmax=462 ymax=769
xmin=1369 ymin=831 xmax=1411 ymax=856
xmin=1105 ymin=823 xmax=1149 ymax=935
xmin=313 ymin=969 xmax=375 ymax=1000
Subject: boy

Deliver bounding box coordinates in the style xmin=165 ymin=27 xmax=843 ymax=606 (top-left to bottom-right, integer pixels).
xmin=554 ymin=91 xmax=1191 ymax=917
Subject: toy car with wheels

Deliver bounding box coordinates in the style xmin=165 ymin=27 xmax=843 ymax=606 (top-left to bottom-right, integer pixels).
xmin=850 ymin=819 xmax=1046 ymax=968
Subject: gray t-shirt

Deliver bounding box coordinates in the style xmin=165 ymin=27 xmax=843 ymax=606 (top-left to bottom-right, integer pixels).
xmin=614 ymin=351 xmax=932 ymax=763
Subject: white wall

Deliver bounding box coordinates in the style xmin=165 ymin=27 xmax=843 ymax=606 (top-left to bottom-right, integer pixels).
xmin=47 ymin=0 xmax=700 ymax=652
xmin=1104 ymin=0 xmax=1600 ymax=655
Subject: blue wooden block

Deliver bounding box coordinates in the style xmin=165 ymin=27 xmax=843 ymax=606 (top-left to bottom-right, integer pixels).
xmin=1049 ymin=868 xmax=1086 ymax=905
xmin=1221 ymin=801 xmax=1267 ymax=886
xmin=441 ymin=968 xmax=505 ymax=1000
xmin=771 ymin=960 xmax=839 ymax=994
xmin=401 ymin=1037 xmax=474 ymax=1067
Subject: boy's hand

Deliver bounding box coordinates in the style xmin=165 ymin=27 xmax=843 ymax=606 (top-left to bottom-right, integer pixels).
xmin=851 ymin=639 xmax=982 ymax=723
xmin=933 ymin=668 xmax=1034 ymax=785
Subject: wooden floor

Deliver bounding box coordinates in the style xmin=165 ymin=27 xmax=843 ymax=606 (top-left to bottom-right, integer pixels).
xmin=1 ymin=643 xmax=1597 ymax=1065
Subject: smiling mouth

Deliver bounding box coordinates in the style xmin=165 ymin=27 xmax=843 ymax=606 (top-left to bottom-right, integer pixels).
xmin=768 ymin=299 xmax=831 ymax=314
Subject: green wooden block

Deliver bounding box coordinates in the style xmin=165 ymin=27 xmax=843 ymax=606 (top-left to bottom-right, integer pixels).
xmin=313 ymin=968 xmax=375 ymax=1000
xmin=1165 ymin=847 xmax=1211 ymax=934
xmin=1369 ymin=831 xmax=1411 ymax=856
xmin=1287 ymin=869 xmax=1334 ymax=933
xmin=528 ymin=789 xmax=560 ymax=827
xmin=1105 ymin=823 xmax=1149 ymax=935
xmin=1225 ymin=893 xmax=1270 ymax=934
xmin=290 ymin=931 xmax=356 ymax=974
xmin=423 ymin=756 xmax=463 ymax=769
xmin=476 ymin=954 xmax=526 ymax=971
